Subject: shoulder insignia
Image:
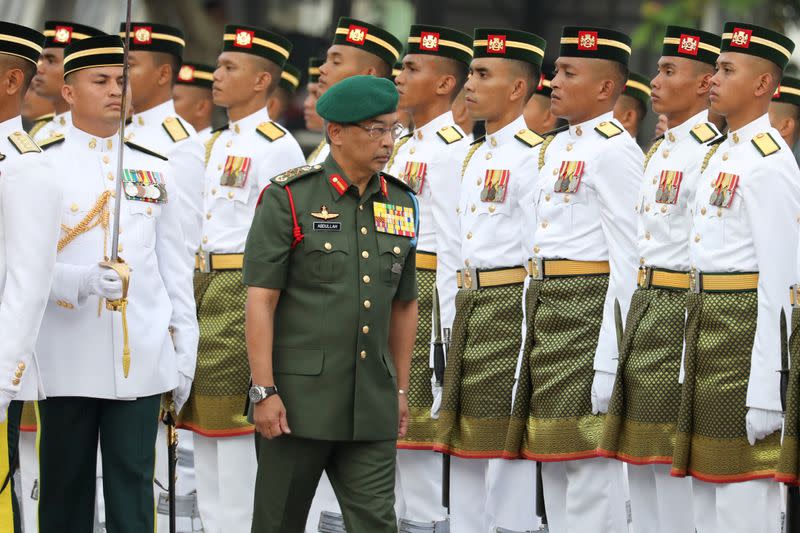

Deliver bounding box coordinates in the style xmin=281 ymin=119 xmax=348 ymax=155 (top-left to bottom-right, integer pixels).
xmin=162 ymin=116 xmax=190 ymax=142
xmin=436 ymin=126 xmax=464 ymax=145
xmin=643 ymin=136 xmax=664 ymax=171
xmin=514 ymin=128 xmax=544 ymax=148
xmin=256 ymin=121 xmax=286 ymax=142
xmin=38 ymin=134 xmax=65 ymax=150
xmin=382 ymin=171 xmax=414 ymax=194
xmin=538 ymin=134 xmax=558 ymax=170
xmin=124 ymin=140 xmax=168 ymax=161
xmin=594 ymin=121 xmax=623 ymax=139
xmin=461 ymin=137 xmax=485 ymax=178
xmin=8 ymin=131 xmax=41 ymax=154
xmin=270 ymin=164 xmax=322 ymax=186
xmin=689 ymin=122 xmax=719 ymax=144
xmin=751 ymin=132 xmax=781 ymax=157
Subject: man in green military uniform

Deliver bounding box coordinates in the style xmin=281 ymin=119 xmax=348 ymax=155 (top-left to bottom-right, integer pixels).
xmin=244 ymin=75 xmax=418 ymax=532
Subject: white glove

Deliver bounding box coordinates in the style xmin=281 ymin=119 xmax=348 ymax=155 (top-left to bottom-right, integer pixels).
xmin=745 ymin=407 xmax=783 ymax=446
xmin=431 ymin=375 xmax=443 ymax=419
xmin=591 ymin=370 xmax=617 ymax=415
xmin=173 ymin=373 xmax=193 ymax=414
xmin=79 ymin=264 xmax=122 ymax=301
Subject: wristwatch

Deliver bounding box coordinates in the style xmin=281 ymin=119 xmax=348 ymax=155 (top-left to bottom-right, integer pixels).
xmin=249 ymin=384 xmax=278 ymax=404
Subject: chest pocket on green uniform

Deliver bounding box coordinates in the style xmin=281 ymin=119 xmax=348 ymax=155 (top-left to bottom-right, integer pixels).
xmin=302 ymin=232 xmax=350 ymax=283
xmin=377 ymin=236 xmax=411 ymax=284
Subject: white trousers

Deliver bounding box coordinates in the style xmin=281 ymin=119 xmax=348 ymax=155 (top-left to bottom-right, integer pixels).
xmin=155 ymin=427 xmax=201 ymax=532
xmin=305 ymin=471 xmax=343 ymax=532
xmin=17 ymin=431 xmax=37 ymax=533
xmin=541 ymin=457 xmax=627 ymax=533
xmin=627 ymin=463 xmax=693 ymax=533
xmin=395 ymin=449 xmax=447 ymax=523
xmin=449 ymin=456 xmax=539 ymax=533
xmin=193 ymin=433 xmax=256 ymax=533
xmin=693 ymin=478 xmax=781 ymax=533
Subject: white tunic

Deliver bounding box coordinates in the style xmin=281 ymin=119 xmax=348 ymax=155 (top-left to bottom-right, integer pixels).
xmin=37 ymin=126 xmax=199 ymax=399
xmin=533 ymin=112 xmax=643 ymax=374
xmin=202 ymin=109 xmax=305 ymax=253
xmin=690 ymin=113 xmax=800 ymax=412
xmin=32 ymin=111 xmax=72 ymax=143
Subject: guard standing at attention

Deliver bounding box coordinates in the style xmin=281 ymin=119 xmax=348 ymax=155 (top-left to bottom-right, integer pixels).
xmin=244 ymin=75 xmax=417 ymax=533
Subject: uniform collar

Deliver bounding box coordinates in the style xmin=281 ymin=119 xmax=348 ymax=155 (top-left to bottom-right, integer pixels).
xmin=664 ymin=109 xmax=709 ymax=145
xmin=54 ymin=110 xmax=71 ymax=127
xmin=485 ymin=114 xmax=527 ymax=148
xmin=66 ymin=125 xmax=117 ymax=152
xmin=324 ymin=154 xmax=386 ymax=202
xmin=131 ymin=100 xmax=176 ymax=127
xmin=727 ymin=113 xmax=772 ymax=146
xmin=0 ymin=115 xmax=24 ymax=138
xmin=412 ymin=110 xmax=456 ymax=141
xmin=569 ymin=111 xmax=615 ymax=140
xmin=229 ymin=108 xmax=271 ymax=136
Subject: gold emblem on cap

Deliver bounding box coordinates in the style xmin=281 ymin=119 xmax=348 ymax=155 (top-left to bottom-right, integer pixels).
xmin=421 ymin=33 xmax=439 ymax=50
xmin=134 ymin=26 xmax=151 ymax=43
xmin=579 ymin=33 xmax=597 ymax=49
xmin=54 ymin=27 xmax=72 ymax=43
xmin=487 ymin=36 xmax=505 ymax=52
xmin=680 ymin=36 xmax=699 ymax=53
xmin=236 ymin=30 xmax=253 ymax=47
xmin=311 ymin=205 xmax=339 ymax=220
xmin=731 ymin=29 xmax=751 ymax=47
xmin=348 ymin=27 xmax=366 ymax=43
xmin=178 ymin=65 xmax=194 ymax=81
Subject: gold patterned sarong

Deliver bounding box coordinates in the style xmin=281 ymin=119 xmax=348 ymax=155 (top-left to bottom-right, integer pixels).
xmin=776 ymin=308 xmax=800 ymax=484
xmin=177 ymin=270 xmax=253 ymax=436
xmin=599 ymin=287 xmax=686 ymax=464
xmin=507 ymin=274 xmax=609 ymax=461
xmin=398 ymin=268 xmax=437 ymax=449
xmin=434 ymin=283 xmax=523 ymax=458
xmin=672 ymin=290 xmax=780 ymax=482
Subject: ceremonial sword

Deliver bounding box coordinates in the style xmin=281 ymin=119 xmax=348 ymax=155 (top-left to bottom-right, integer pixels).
xmin=431 ymin=287 xmax=450 ymax=513
xmin=779 ymin=310 xmax=799 ymax=533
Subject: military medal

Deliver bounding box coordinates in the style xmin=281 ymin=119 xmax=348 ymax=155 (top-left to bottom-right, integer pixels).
xmin=220 ymin=155 xmax=252 ymax=188
xmin=655 ymin=170 xmax=683 ymax=205
xmin=373 ymin=201 xmax=416 ymax=237
xmin=480 ymin=169 xmax=510 ymax=202
xmin=554 ymin=161 xmax=585 ymax=194
xmin=400 ymin=161 xmax=427 ymax=194
xmin=122 ymin=169 xmax=168 ymax=204
xmin=709 ymin=172 xmax=739 ymax=208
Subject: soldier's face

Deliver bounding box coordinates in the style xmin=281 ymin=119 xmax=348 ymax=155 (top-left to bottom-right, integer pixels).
xmin=651 ymin=56 xmax=708 ymax=117
xmin=126 ymin=51 xmax=159 ymax=110
xmin=463 ymin=58 xmax=515 ymax=121
xmin=550 ymin=58 xmax=599 ymax=121
xmin=709 ymin=52 xmax=757 ymax=118
xmin=63 ymin=66 xmax=127 ymax=126
xmin=32 ymin=48 xmax=64 ymax=100
xmin=303 ymin=82 xmax=324 ymax=131
xmin=318 ymin=45 xmax=370 ymax=94
xmin=212 ymin=52 xmax=260 ymax=108
xmin=173 ymin=84 xmax=211 ymax=127
xmin=395 ymin=54 xmax=440 ymax=112
xmin=333 ymin=112 xmax=397 ymax=173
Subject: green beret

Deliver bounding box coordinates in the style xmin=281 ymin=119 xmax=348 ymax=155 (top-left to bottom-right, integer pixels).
xmin=774 ymin=76 xmax=800 ymax=107
xmin=316 ymin=75 xmax=398 ymax=123
xmin=662 ymin=26 xmax=721 ymax=66
xmin=623 ymin=71 xmax=651 ymax=106
xmin=332 ymin=17 xmax=403 ymax=67
xmin=560 ymin=26 xmax=632 ymax=66
xmin=279 ymin=63 xmax=301 ymax=93
xmin=308 ymin=57 xmax=323 ymax=83
xmin=473 ymin=28 xmax=546 ymax=67
xmin=406 ymin=24 xmax=473 ymax=66
xmin=721 ymin=22 xmax=795 ymax=70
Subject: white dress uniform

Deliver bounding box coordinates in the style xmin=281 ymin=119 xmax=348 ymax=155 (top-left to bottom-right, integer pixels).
xmin=197 ymin=126 xmax=212 ymax=146
xmin=308 ymin=140 xmax=330 ymax=166
xmin=626 ymin=109 xmax=720 ymax=533
xmin=384 ymin=111 xmax=466 ymax=526
xmin=532 ymin=111 xmax=641 ymax=533
xmin=32 ymin=110 xmax=72 ymax=143
xmin=127 ymin=101 xmax=204 ymax=259
xmin=449 ymin=114 xmax=540 ymax=533
xmin=688 ymin=114 xmax=799 ymax=533
xmin=196 ymin=108 xmax=304 ymax=533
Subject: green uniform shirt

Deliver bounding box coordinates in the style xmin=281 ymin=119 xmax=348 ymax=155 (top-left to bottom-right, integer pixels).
xmin=243 ymin=156 xmax=417 ymax=441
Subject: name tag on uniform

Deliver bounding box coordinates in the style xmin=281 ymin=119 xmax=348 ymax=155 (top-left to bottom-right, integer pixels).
xmin=709 ymin=172 xmax=739 ymax=208
xmin=554 ymin=161 xmax=585 ymax=193
xmin=481 ymin=169 xmax=510 ymax=202
xmin=373 ymin=202 xmax=416 ymax=237
xmin=122 ymin=169 xmax=168 ymax=204
xmin=313 ymin=221 xmax=341 ymax=231
xmin=400 ymin=161 xmax=427 ymax=194
xmin=220 ymin=155 xmax=252 ymax=188
xmin=656 ymin=170 xmax=683 ymax=204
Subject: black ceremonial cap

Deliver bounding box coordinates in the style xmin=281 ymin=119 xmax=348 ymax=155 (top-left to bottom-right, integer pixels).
xmin=720 ymin=22 xmax=795 ymax=70
xmin=43 ymin=21 xmax=103 ymax=48
xmin=406 ymin=24 xmax=473 ymax=66
xmin=119 ymin=22 xmax=185 ymax=59
xmin=472 ymin=28 xmax=546 ymax=67
xmin=331 ymin=17 xmax=403 ymax=67
xmin=661 ymin=26 xmax=721 ymax=66
xmin=0 ymin=21 xmax=45 ymax=65
xmin=559 ymin=26 xmax=631 ymax=66
xmin=63 ymin=34 xmax=124 ymax=77
xmin=222 ymin=25 xmax=292 ymax=68
xmin=176 ymin=62 xmax=214 ymax=89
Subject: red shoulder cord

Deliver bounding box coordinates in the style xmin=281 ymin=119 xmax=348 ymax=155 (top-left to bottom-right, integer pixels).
xmin=284 ymin=185 xmax=304 ymax=249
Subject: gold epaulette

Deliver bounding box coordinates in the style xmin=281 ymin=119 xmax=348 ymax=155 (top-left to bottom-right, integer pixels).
xmin=162 ymin=116 xmax=190 ymax=142
xmin=8 ymin=131 xmax=40 ymax=154
xmin=39 ymin=134 xmax=65 ymax=150
xmin=690 ymin=122 xmax=719 ymax=144
xmin=514 ymin=128 xmax=544 ymax=148
xmin=643 ymin=137 xmax=664 ymax=171
xmin=256 ymin=121 xmax=286 ymax=142
xmin=436 ymin=126 xmax=464 ymax=144
xmin=594 ymin=121 xmax=623 ymax=139
xmin=461 ymin=138 xmax=485 ymax=178
xmin=751 ymin=132 xmax=781 ymax=157
xmin=386 ymin=133 xmax=412 ymax=173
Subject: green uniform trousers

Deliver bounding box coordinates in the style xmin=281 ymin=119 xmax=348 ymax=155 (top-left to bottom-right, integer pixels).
xmin=36 ymin=394 xmax=161 ymax=533
xmin=252 ymin=435 xmax=397 ymax=532
xmin=0 ymin=401 xmax=22 ymax=533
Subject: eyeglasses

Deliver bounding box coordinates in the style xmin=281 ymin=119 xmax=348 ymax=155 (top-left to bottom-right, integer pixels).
xmin=350 ymin=122 xmax=406 ymax=140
